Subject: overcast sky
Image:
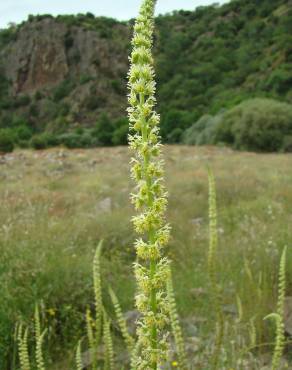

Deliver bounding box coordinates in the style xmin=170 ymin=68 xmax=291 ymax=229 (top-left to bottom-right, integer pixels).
xmin=0 ymin=0 xmax=229 ymax=29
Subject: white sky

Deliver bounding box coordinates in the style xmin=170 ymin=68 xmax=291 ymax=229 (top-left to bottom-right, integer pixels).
xmin=0 ymin=0 xmax=229 ymax=29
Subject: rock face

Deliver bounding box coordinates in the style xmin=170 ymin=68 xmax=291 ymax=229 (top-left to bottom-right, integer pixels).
xmin=4 ymin=19 xmax=69 ymax=94
xmin=2 ymin=18 xmax=129 ymax=96
xmin=0 ymin=16 xmax=130 ymax=127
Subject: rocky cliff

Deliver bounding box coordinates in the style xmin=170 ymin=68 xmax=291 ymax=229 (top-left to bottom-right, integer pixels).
xmin=0 ymin=15 xmax=130 ymax=130
xmin=0 ymin=0 xmax=291 ymax=143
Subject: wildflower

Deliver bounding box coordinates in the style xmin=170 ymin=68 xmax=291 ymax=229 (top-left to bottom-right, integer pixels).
xmin=172 ymin=361 xmax=178 ymax=367
xmin=128 ymin=0 xmax=171 ymax=368
xmin=47 ymin=308 xmax=56 ymax=316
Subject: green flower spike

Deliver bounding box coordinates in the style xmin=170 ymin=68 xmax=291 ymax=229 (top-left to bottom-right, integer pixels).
xmin=127 ymin=0 xmax=171 ymax=368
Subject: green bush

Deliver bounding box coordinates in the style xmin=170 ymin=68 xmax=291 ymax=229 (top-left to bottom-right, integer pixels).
xmin=184 ymin=99 xmax=292 ymax=152
xmin=112 ymin=125 xmax=128 ymax=145
xmin=79 ymin=75 xmax=94 ymax=85
xmin=182 ymin=114 xmax=222 ymax=145
xmin=112 ymin=117 xmax=128 ymax=145
xmin=282 ymin=135 xmax=292 ymax=152
xmin=18 ymin=140 xmax=30 ymax=149
xmin=111 ymin=79 xmax=124 ymax=94
xmin=15 ymin=125 xmax=33 ymax=141
xmin=0 ymin=129 xmax=14 ymax=153
xmin=92 ymin=113 xmax=114 ymax=146
xmin=14 ymin=94 xmax=31 ymax=108
xmin=58 ymin=132 xmax=95 ymax=149
xmin=30 ymin=133 xmax=59 ymax=150
xmin=79 ymin=132 xmax=95 ymax=148
xmin=167 ymin=127 xmax=183 ymax=143
xmin=58 ymin=133 xmax=81 ymax=148
xmin=160 ymin=110 xmax=193 ymax=141
xmin=84 ymin=95 xmax=102 ymax=110
xmin=52 ymin=80 xmax=75 ymax=102
xmin=30 ymin=135 xmax=48 ymax=150
xmin=215 ymin=98 xmax=292 ymax=152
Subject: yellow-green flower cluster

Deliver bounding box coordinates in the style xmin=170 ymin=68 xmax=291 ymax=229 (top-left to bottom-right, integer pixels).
xmin=127 ymin=0 xmax=171 ymax=368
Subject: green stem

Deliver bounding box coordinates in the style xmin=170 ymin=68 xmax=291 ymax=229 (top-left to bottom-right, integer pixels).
xmin=139 ymin=90 xmax=158 ymax=369
xmin=150 ymin=234 xmax=158 ymax=370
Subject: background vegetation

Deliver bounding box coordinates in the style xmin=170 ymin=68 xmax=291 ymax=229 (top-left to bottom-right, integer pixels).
xmin=0 ymin=0 xmax=292 ymax=152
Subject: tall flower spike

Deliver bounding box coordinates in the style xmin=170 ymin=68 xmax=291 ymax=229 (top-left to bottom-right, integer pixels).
xmin=208 ymin=169 xmax=224 ymax=370
xmin=264 ymin=246 xmax=287 ymax=370
xmin=17 ymin=324 xmax=31 ymax=370
xmin=34 ymin=305 xmax=46 ymax=370
xmin=127 ymin=0 xmax=171 ymax=368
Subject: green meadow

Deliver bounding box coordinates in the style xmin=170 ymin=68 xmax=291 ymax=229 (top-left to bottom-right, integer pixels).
xmin=1 ymin=146 xmax=291 ymax=369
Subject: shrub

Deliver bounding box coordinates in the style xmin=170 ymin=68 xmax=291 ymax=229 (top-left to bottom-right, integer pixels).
xmin=112 ymin=117 xmax=128 ymax=145
xmin=58 ymin=132 xmax=95 ymax=149
xmin=30 ymin=135 xmax=48 ymax=150
xmin=58 ymin=133 xmax=82 ymax=148
xmin=11 ymin=116 xmax=31 ymax=128
xmin=64 ymin=33 xmax=74 ymax=49
xmin=92 ymin=113 xmax=114 ymax=146
xmin=30 ymin=133 xmax=59 ymax=150
xmin=196 ymin=114 xmax=223 ymax=145
xmin=79 ymin=75 xmax=94 ymax=85
xmin=167 ymin=127 xmax=183 ymax=143
xmin=184 ymin=99 xmax=292 ymax=152
xmin=29 ymin=103 xmax=39 ymax=117
xmin=52 ymin=80 xmax=75 ymax=102
xmin=0 ymin=97 xmax=12 ymax=110
xmin=34 ymin=91 xmax=43 ymax=101
xmin=79 ymin=133 xmax=94 ymax=148
xmin=160 ymin=109 xmax=193 ymax=141
xmin=0 ymin=129 xmax=14 ymax=152
xmin=111 ymin=79 xmax=124 ymax=94
xmin=84 ymin=95 xmax=102 ymax=110
xmin=282 ymin=135 xmax=292 ymax=152
xmin=182 ymin=114 xmax=222 ymax=145
xmin=46 ymin=133 xmax=60 ymax=147
xmin=18 ymin=140 xmax=30 ymax=149
xmin=215 ymin=98 xmax=292 ymax=152
xmin=15 ymin=125 xmax=33 ymax=141
xmin=57 ymin=102 xmax=70 ymax=117
xmin=14 ymin=94 xmax=31 ymax=108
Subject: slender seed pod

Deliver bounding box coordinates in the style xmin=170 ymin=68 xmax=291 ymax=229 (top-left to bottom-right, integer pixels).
xmin=34 ymin=305 xmax=46 ymax=370
xmin=109 ymin=287 xmax=135 ymax=353
xmin=17 ymin=324 xmax=31 ymax=370
xmin=76 ymin=339 xmax=83 ymax=370
xmin=93 ymin=240 xmax=103 ymax=344
xmin=85 ymin=308 xmax=97 ymax=370
xmin=127 ymin=0 xmax=171 ymax=368
xmin=130 ymin=339 xmax=142 ymax=370
xmin=207 ymin=169 xmax=224 ymax=370
xmin=103 ymin=311 xmax=114 ymax=370
xmin=265 ymin=246 xmax=287 ymax=370
xmin=167 ymin=270 xmax=188 ymax=370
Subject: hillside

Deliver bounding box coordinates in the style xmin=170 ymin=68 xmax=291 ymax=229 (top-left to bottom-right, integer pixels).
xmin=0 ymin=0 xmax=291 ymax=147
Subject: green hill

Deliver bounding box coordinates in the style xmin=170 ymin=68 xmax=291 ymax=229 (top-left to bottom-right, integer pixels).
xmin=0 ymin=0 xmax=291 ymax=150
